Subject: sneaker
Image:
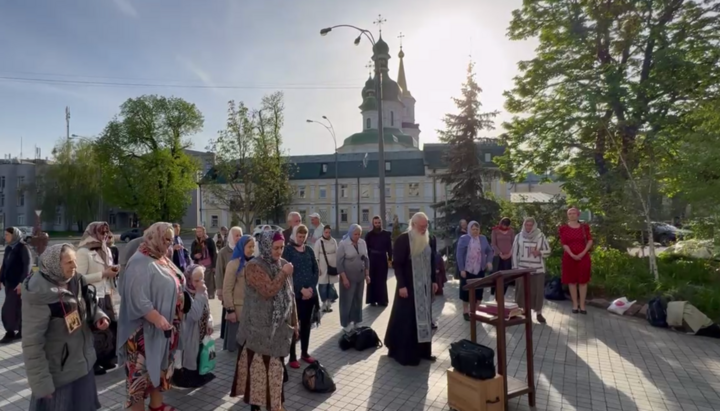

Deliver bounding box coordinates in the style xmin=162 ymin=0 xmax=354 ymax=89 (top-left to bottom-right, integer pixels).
xmin=288 ymin=360 xmax=300 ymax=369
xmin=0 ymin=332 xmax=15 ymax=344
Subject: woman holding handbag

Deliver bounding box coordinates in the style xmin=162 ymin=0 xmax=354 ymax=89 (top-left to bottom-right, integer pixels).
xmin=314 ymin=225 xmax=339 ymax=313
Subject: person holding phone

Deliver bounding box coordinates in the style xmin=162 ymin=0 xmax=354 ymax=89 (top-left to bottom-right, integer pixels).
xmin=117 ymin=223 xmax=191 ymax=411
xmin=76 ymin=221 xmax=120 ymax=375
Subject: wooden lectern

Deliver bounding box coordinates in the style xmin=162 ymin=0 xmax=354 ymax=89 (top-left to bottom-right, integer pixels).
xmin=463 ymin=268 xmax=536 ymax=410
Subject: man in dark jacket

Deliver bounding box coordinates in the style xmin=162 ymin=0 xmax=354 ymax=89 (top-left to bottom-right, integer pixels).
xmin=191 ymin=226 xmax=218 ymax=298
xmin=1 ymin=227 xmax=33 ymax=343
xmin=282 ymin=211 xmax=302 ymax=246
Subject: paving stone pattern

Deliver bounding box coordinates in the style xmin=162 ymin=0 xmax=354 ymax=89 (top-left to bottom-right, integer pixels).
xmin=1 ymin=271 xmax=719 ymax=411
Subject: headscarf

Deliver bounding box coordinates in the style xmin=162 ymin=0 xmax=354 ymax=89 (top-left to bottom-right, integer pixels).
xmin=226 ymin=226 xmax=243 ymax=249
xmin=231 ymin=234 xmax=254 ymax=275
xmin=289 ymin=225 xmax=307 ymax=247
xmin=5 ymin=227 xmax=22 ymax=247
xmin=138 ymin=222 xmax=174 ymax=260
xmin=78 ymin=221 xmax=111 ymax=265
xmin=342 ymin=224 xmax=362 ymax=242
xmin=468 ymin=221 xmax=480 ymax=237
xmin=183 ymin=264 xmax=204 ymax=293
xmin=567 ymin=207 xmax=580 ymax=217
xmin=521 ymin=217 xmax=542 ymax=242
xmin=255 ymin=230 xmax=292 ymax=339
xmin=40 ymin=243 xmax=74 ymax=284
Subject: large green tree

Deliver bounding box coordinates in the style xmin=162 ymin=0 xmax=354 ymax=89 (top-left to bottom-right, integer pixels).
xmin=205 ymin=92 xmax=294 ymax=230
xmin=95 ymin=95 xmax=203 ymax=224
xmin=434 ymin=62 xmax=500 ymax=234
xmin=498 ymin=0 xmax=720 ymax=247
xmin=34 ymin=138 xmax=102 ymax=231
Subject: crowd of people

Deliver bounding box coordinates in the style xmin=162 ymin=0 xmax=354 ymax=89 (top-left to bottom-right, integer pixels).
xmin=0 ymin=206 xmax=593 ymax=411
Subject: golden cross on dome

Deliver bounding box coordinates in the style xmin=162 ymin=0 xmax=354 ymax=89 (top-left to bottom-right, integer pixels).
xmin=365 ymin=60 xmax=374 ymax=76
xmin=398 ymin=32 xmax=405 ymax=48
xmin=373 ymin=14 xmax=387 ymax=34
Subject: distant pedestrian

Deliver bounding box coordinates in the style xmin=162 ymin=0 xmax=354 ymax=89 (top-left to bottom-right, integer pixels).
xmin=1 ymin=227 xmax=32 ymax=343
xmin=22 ymin=243 xmax=110 ymax=411
xmin=283 ymin=212 xmax=302 ymax=246
xmin=314 ymin=225 xmax=338 ymax=313
xmin=560 ymin=207 xmax=593 ymax=314
xmin=308 ymin=213 xmax=324 ymax=244
xmin=456 ymin=221 xmax=494 ymax=321
xmin=214 ymin=226 xmax=229 ymax=250
xmin=512 ymin=217 xmax=551 ymax=323
xmin=337 ymin=224 xmax=369 ymax=333
xmin=365 ymin=216 xmax=392 ymax=306
xmin=491 ymin=217 xmax=515 ymax=298
xmin=171 ymin=223 xmax=189 ymax=272
xmin=191 ymin=226 xmax=218 ymax=299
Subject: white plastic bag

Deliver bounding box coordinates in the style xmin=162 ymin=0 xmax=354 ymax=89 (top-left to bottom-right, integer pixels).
xmin=607 ymin=297 xmax=636 ymax=316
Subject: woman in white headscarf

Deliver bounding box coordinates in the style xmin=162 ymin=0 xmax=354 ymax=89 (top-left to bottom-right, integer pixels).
xmin=511 ymin=217 xmax=552 ymax=324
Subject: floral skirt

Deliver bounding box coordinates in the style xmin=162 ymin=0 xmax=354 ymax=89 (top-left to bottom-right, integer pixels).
xmin=123 ymin=322 xmax=180 ymax=408
xmin=231 ymin=346 xmax=287 ymax=411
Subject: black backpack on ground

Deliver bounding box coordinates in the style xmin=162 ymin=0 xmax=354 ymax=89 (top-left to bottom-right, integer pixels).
xmin=302 ymin=361 xmax=336 ymax=393
xmin=544 ymin=277 xmax=565 ymax=301
xmin=449 ymin=339 xmax=496 ymax=380
xmin=338 ymin=326 xmax=383 ymax=351
xmin=646 ymin=297 xmax=668 ymax=328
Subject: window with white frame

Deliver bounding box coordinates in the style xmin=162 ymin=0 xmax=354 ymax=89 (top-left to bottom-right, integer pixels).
xmin=385 ymin=161 xmax=391 ymax=171
xmin=362 ymin=209 xmax=370 ymax=223
xmin=408 ymin=208 xmax=420 ymax=217
xmin=17 ymin=214 xmax=25 ymax=225
xmin=385 ymin=184 xmax=392 ymax=198
xmin=319 ymin=186 xmax=327 ymax=199
xmin=108 ymin=214 xmax=115 ymax=226
xmin=299 ymin=210 xmax=307 ymax=221
xmin=318 ymin=209 xmax=328 ymax=222
xmin=408 ymin=183 xmax=420 ymax=197
xmin=340 ymin=209 xmax=348 ymax=223
xmin=17 ymin=192 xmax=25 ymax=207
xmin=340 ymin=184 xmax=348 ymax=198
xmin=56 ymin=212 xmax=63 ymax=225
xmin=361 ymin=184 xmax=370 ymax=198
xmin=484 ymin=153 xmax=492 ymax=162
xmin=321 ymin=164 xmax=328 ymax=174
xmin=211 ymin=215 xmax=219 ymax=228
xmin=17 ymin=176 xmax=25 ymax=187
xmin=298 ymin=185 xmax=306 ymax=199
xmin=255 ymin=218 xmax=262 ymax=226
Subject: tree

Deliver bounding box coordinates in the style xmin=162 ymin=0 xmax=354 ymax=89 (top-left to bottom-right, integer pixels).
xmin=94 ymin=95 xmax=203 ymax=224
xmin=498 ymin=0 xmax=720 ymax=248
xmin=205 ymin=92 xmax=294 ymax=231
xmin=434 ymin=62 xmax=501 ymax=234
xmin=34 ymin=138 xmax=102 ymax=232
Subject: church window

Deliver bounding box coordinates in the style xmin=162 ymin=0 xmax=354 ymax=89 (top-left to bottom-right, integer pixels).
xmin=341 ymin=184 xmax=348 ymax=198
xmin=390 ymin=111 xmax=394 ymax=126
xmin=366 ymin=118 xmax=371 ymax=129
xmin=362 ymin=209 xmax=370 ymax=223
xmin=340 ymin=209 xmax=348 ymax=223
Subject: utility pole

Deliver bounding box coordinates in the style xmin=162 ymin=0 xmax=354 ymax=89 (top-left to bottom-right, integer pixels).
xmin=373 ymin=14 xmax=387 ymax=227
xmin=65 ymin=106 xmax=71 ymax=141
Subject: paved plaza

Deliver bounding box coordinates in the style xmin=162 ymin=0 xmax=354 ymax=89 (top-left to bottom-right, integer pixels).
xmin=1 ymin=271 xmax=720 ymax=411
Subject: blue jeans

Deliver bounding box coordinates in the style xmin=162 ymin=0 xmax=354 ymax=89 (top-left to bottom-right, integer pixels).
xmin=318 ymin=284 xmax=338 ymax=302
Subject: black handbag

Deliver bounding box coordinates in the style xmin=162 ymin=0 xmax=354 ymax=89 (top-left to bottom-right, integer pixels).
xmin=320 ymin=241 xmax=338 ymax=276
xmin=302 ymin=361 xmax=336 ymax=393
xmin=449 ymin=339 xmax=496 ymax=380
xmin=353 ymin=326 xmax=383 ymax=351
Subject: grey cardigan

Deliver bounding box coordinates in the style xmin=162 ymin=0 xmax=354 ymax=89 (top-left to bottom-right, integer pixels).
xmin=214 ymin=245 xmax=233 ymax=298
xmin=179 ymin=292 xmax=211 ymax=371
xmin=22 ymin=273 xmax=108 ymax=398
xmin=117 ymin=252 xmax=182 ymax=387
xmin=336 ymin=239 xmax=369 ymax=283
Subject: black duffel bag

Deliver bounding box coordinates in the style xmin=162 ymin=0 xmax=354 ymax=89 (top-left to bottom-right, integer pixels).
xmin=449 ymin=339 xmax=496 ymax=380
xmin=302 ymin=361 xmax=336 ymax=393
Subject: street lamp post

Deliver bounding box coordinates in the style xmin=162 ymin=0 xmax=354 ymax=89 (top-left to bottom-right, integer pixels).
xmin=320 ymin=22 xmax=387 ymax=227
xmin=306 ymin=117 xmax=339 ymax=233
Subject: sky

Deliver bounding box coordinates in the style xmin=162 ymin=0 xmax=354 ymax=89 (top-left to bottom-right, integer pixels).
xmin=0 ymin=0 xmax=536 ymax=159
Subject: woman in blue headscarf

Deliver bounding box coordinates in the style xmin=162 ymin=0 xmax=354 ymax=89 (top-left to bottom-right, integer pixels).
xmin=222 ymin=235 xmax=255 ymax=351
xmin=336 ymin=224 xmax=370 ymax=333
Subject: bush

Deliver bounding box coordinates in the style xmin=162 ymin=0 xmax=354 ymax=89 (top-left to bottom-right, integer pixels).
xmin=546 ymin=248 xmax=720 ymax=322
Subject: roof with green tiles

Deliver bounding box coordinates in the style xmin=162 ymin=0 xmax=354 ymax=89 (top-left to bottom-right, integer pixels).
xmin=342 ymin=127 xmax=416 ymax=149
xmin=203 ymin=141 xmax=507 ymax=183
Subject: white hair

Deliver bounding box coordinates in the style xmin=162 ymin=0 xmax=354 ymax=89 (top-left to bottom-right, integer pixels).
xmin=408 ymin=212 xmax=429 ymax=231
xmin=227 ymin=226 xmax=243 ymax=248
xmin=192 ymin=265 xmax=206 ymax=277
xmin=287 ymin=211 xmax=301 ymax=221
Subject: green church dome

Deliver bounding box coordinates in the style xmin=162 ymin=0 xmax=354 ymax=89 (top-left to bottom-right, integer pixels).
xmin=373 ymin=37 xmax=390 ymax=55
xmin=343 ymin=127 xmax=415 ymax=148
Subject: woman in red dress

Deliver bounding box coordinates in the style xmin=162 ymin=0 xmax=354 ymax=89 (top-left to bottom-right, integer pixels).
xmin=559 ymin=207 xmax=593 ymax=314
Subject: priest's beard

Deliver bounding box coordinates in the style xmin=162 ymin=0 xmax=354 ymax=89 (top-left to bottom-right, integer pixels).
xmin=409 ymin=229 xmax=430 ymax=257
xmin=372 ymin=226 xmax=382 ymax=233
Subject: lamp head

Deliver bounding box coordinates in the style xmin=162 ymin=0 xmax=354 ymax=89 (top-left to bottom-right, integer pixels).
xmin=322 ymin=115 xmax=328 ymax=120
xmin=354 ymin=35 xmax=362 ymax=46
xmin=306 ymin=119 xmax=313 ymax=123
xmin=320 ymin=28 xmax=332 ymax=36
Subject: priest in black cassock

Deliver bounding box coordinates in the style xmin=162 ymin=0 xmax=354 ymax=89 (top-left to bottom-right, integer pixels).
xmin=384 ymin=212 xmax=438 ymax=366
xmin=365 ymin=216 xmax=393 ymax=306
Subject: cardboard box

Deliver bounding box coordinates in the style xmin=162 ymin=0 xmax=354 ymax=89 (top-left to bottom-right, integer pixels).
xmin=447 ymin=368 xmax=505 ymax=411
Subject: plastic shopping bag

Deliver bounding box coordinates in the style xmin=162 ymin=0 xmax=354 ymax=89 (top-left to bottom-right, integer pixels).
xmin=198 ymin=336 xmax=216 ymax=375
xmin=607 ymin=297 xmax=636 ymax=316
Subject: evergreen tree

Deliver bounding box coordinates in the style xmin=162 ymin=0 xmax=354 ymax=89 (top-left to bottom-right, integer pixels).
xmin=435 ymin=62 xmax=500 ymax=235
